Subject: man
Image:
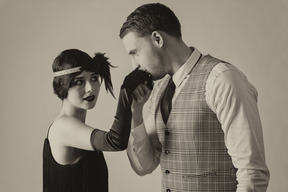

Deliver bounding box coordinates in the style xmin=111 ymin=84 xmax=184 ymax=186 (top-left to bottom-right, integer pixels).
xmin=119 ymin=3 xmax=270 ymax=192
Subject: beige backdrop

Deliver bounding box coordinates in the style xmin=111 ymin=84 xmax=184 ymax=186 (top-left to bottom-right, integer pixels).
xmin=0 ymin=0 xmax=287 ymax=191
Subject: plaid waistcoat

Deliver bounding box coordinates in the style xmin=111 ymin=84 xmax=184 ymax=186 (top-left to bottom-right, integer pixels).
xmin=153 ymin=55 xmax=237 ymax=192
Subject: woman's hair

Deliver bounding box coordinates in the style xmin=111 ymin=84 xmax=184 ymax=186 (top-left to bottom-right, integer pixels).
xmin=52 ymin=49 xmax=115 ymax=100
xmin=119 ymin=3 xmax=181 ymax=39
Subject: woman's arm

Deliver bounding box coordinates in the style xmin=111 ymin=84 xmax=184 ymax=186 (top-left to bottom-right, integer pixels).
xmin=90 ymin=87 xmax=133 ymax=151
xmin=51 ymin=70 xmax=153 ymax=152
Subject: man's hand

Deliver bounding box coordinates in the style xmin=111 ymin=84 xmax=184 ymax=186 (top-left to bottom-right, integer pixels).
xmin=132 ymin=82 xmax=152 ymax=107
xmin=130 ymin=82 xmax=152 ymax=128
xmin=121 ymin=69 xmax=153 ymax=128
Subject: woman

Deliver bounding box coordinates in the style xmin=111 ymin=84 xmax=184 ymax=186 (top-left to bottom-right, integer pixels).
xmin=43 ymin=49 xmax=152 ymax=192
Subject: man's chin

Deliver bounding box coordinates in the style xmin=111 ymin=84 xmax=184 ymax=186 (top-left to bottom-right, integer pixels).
xmin=153 ymin=74 xmax=166 ymax=81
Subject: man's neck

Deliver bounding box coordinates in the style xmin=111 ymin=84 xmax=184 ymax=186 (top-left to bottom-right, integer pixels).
xmin=166 ymin=40 xmax=193 ymax=76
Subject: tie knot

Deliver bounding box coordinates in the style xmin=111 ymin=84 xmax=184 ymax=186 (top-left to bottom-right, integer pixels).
xmin=168 ymin=78 xmax=175 ymax=89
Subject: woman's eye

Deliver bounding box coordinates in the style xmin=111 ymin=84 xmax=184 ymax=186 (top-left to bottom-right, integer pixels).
xmin=74 ymin=80 xmax=84 ymax=86
xmin=91 ymin=76 xmax=99 ymax=82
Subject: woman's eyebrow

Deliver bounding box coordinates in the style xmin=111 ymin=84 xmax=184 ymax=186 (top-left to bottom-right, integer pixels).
xmin=74 ymin=76 xmax=84 ymax=80
xmin=91 ymin=73 xmax=99 ymax=77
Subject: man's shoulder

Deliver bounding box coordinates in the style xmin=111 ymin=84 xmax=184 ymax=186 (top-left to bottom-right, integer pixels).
xmin=210 ymin=62 xmax=245 ymax=80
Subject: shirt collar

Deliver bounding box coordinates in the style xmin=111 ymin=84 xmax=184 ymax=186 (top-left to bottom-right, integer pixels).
xmin=172 ymin=47 xmax=201 ymax=87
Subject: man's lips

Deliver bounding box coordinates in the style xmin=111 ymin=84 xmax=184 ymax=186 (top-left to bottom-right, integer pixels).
xmin=83 ymin=95 xmax=95 ymax=102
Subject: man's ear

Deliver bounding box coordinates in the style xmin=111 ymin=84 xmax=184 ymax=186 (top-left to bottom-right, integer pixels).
xmin=151 ymin=31 xmax=163 ymax=47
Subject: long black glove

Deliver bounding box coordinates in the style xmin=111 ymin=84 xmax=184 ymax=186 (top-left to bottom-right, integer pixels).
xmin=121 ymin=69 xmax=153 ymax=91
xmin=90 ymin=69 xmax=153 ymax=151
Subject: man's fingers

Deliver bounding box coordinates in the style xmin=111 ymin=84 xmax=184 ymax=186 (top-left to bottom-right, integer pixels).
xmin=132 ymin=88 xmax=142 ymax=101
xmin=143 ymin=83 xmax=151 ymax=94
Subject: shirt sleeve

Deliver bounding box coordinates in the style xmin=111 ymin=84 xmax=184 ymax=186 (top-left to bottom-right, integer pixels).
xmin=126 ymin=82 xmax=162 ymax=176
xmin=205 ymin=63 xmax=270 ymax=192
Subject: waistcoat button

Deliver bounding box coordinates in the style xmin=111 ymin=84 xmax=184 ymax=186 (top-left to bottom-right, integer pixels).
xmin=165 ymin=130 xmax=170 ymax=135
xmin=165 ymin=170 xmax=170 ymax=174
xmin=165 ymin=150 xmax=169 ymax=154
xmin=166 ymin=189 xmax=171 ymax=192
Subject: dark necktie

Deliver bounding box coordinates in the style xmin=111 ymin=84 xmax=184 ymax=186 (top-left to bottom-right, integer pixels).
xmin=161 ymin=78 xmax=176 ymax=124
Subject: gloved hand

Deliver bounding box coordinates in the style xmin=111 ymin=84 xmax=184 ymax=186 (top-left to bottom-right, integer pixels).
xmin=90 ymin=69 xmax=153 ymax=151
xmin=121 ymin=69 xmax=153 ymax=91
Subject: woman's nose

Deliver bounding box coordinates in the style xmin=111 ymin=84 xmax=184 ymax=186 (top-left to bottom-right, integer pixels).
xmin=85 ymin=81 xmax=93 ymax=93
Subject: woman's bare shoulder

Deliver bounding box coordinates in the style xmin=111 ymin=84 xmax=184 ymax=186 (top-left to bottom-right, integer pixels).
xmin=50 ymin=116 xmax=84 ymax=135
xmin=54 ymin=115 xmax=82 ymax=124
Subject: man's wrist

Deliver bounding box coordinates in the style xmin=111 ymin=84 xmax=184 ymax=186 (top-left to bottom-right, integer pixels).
xmin=132 ymin=110 xmax=143 ymax=128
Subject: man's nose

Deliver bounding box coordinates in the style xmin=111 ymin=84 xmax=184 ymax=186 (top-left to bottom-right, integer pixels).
xmin=131 ymin=59 xmax=140 ymax=70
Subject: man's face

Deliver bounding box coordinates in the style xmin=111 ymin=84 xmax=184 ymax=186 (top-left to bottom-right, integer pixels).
xmin=122 ymin=32 xmax=166 ymax=80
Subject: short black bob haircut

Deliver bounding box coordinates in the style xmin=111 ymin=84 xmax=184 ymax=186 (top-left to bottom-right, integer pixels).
xmin=52 ymin=49 xmax=115 ymax=100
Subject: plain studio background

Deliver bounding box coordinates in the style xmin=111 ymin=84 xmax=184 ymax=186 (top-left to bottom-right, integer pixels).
xmin=0 ymin=0 xmax=287 ymax=191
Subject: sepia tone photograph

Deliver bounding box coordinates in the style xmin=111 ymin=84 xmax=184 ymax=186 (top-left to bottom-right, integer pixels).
xmin=0 ymin=0 xmax=287 ymax=191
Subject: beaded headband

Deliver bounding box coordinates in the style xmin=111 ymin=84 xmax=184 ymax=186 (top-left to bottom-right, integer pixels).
xmin=53 ymin=67 xmax=82 ymax=77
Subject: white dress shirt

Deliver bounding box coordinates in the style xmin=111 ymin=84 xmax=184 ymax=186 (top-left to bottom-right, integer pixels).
xmin=127 ymin=48 xmax=270 ymax=191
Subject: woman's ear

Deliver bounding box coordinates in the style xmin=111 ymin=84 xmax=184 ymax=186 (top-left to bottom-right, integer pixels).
xmin=151 ymin=31 xmax=163 ymax=47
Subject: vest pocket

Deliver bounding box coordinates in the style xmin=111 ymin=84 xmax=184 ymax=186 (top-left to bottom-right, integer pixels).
xmin=181 ymin=168 xmax=237 ymax=180
xmin=162 ymin=169 xmax=238 ymax=191
xmin=181 ymin=171 xmax=217 ymax=180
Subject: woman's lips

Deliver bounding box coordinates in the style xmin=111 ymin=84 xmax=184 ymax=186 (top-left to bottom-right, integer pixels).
xmin=83 ymin=95 xmax=95 ymax=102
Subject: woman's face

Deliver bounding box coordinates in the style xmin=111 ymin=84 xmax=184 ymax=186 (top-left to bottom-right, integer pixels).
xmin=65 ymin=71 xmax=101 ymax=110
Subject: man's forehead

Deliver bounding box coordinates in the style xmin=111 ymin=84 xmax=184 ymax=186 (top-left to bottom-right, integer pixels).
xmin=122 ymin=32 xmax=140 ymax=43
xmin=122 ymin=32 xmax=141 ymax=52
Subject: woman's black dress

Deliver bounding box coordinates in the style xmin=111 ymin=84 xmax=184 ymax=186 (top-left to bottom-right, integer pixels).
xmin=43 ymin=138 xmax=108 ymax=192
